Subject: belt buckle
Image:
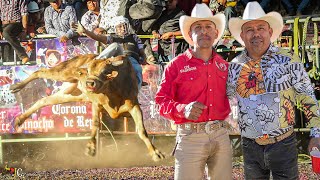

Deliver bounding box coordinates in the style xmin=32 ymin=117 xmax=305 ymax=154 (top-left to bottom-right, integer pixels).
xmin=205 ymin=121 xmax=214 ymax=134
xmin=185 ymin=124 xmax=191 ymax=130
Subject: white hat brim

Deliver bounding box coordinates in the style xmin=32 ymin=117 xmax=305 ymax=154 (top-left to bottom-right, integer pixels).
xmin=180 ymin=13 xmax=226 ymax=47
xmin=229 ymin=12 xmax=283 ymax=46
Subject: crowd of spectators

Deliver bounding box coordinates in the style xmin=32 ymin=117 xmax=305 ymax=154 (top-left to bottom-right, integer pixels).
xmin=0 ymin=0 xmax=319 ymax=65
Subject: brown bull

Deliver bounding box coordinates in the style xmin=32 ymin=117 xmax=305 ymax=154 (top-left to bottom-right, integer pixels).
xmin=10 ymin=54 xmax=164 ymax=161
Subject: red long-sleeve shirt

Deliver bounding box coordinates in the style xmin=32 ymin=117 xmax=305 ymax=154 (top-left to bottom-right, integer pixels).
xmin=155 ymin=49 xmax=230 ymax=124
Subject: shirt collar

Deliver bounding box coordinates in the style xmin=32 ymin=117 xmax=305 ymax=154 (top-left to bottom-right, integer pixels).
xmin=240 ymin=44 xmax=279 ymax=62
xmin=184 ymin=48 xmax=217 ymax=62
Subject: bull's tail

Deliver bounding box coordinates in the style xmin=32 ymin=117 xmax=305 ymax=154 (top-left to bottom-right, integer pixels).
xmin=101 ymin=121 xmax=119 ymax=152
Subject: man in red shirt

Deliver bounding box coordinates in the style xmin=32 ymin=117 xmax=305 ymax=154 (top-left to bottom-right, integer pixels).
xmin=155 ymin=3 xmax=231 ymax=180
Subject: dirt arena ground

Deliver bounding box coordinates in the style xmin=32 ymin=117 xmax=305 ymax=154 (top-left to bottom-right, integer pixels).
xmin=0 ymin=135 xmax=319 ymax=179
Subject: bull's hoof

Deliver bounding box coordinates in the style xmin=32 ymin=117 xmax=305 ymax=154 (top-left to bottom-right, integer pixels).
xmin=85 ymin=142 xmax=96 ymax=156
xmin=151 ymin=149 xmax=165 ymax=162
xmin=10 ymin=83 xmax=24 ymax=93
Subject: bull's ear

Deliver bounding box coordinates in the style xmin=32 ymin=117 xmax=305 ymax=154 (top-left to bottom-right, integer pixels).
xmin=106 ymin=71 xmax=118 ymax=79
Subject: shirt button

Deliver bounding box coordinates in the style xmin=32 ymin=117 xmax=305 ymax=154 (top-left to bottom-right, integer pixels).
xmin=209 ymin=89 xmax=212 ymax=91
xmin=190 ymin=78 xmax=193 ymax=80
xmin=208 ymin=75 xmax=211 ymax=77
xmin=210 ymin=104 xmax=212 ymax=106
xmin=209 ymin=118 xmax=212 ymax=121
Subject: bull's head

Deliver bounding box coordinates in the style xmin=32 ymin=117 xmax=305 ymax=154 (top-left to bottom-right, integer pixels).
xmin=84 ymin=55 xmax=125 ymax=93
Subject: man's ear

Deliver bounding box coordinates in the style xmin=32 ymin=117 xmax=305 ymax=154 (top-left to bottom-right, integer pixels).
xmin=240 ymin=31 xmax=244 ymax=41
xmin=106 ymin=71 xmax=118 ymax=79
xmin=269 ymin=28 xmax=273 ymax=37
xmin=214 ymin=29 xmax=218 ymax=39
xmin=188 ymin=30 xmax=192 ymax=40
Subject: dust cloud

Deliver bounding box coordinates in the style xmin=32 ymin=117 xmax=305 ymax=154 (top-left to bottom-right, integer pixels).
xmin=2 ymin=134 xmax=175 ymax=172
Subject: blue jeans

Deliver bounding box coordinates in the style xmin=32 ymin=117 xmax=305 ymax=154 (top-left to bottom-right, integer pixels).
xmin=242 ymin=133 xmax=298 ymax=179
xmin=128 ymin=56 xmax=142 ymax=90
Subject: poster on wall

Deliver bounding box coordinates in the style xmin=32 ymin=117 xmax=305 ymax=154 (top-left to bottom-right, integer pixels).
xmin=0 ymin=38 xmax=98 ymax=134
xmin=35 ymin=37 xmax=97 ymax=67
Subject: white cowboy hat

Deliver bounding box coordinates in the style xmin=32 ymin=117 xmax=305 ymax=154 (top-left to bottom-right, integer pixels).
xmin=229 ymin=1 xmax=283 ymax=46
xmin=179 ymin=3 xmax=225 ymax=47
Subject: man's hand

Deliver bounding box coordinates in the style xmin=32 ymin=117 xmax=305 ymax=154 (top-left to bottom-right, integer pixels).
xmin=0 ymin=32 xmax=3 ymax=39
xmin=217 ymin=0 xmax=227 ymax=5
xmin=308 ymin=137 xmax=320 ymax=152
xmin=152 ymin=30 xmax=161 ymax=39
xmin=71 ymin=21 xmax=86 ymax=36
xmin=184 ymin=102 xmax=207 ymax=121
xmin=161 ymin=32 xmax=173 ymax=40
xmin=37 ymin=26 xmax=46 ymax=34
xmin=60 ymin=36 xmax=69 ymax=43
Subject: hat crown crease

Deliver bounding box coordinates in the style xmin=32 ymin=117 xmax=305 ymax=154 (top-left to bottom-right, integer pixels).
xmin=243 ymin=1 xmax=266 ymax=20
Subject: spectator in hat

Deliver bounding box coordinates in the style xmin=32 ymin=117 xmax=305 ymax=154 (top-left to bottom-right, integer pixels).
xmin=155 ymin=3 xmax=232 ymax=180
xmin=27 ymin=1 xmax=46 ymax=38
xmin=0 ymin=0 xmax=30 ymax=64
xmin=227 ymin=2 xmax=320 ymax=179
xmin=81 ymin=0 xmax=100 ymax=32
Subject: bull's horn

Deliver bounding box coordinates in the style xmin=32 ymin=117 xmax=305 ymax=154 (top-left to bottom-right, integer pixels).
xmin=111 ymin=60 xmax=124 ymax=66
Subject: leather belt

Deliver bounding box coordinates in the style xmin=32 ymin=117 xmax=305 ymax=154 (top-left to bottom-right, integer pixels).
xmin=178 ymin=121 xmax=229 ymax=134
xmin=2 ymin=20 xmax=19 ymax=25
xmin=254 ymin=128 xmax=294 ymax=145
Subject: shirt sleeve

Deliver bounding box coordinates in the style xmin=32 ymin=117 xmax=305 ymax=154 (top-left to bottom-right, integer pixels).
xmin=290 ymin=54 xmax=320 ymax=129
xmin=65 ymin=6 xmax=78 ymax=39
xmin=81 ymin=12 xmax=98 ymax=32
xmin=227 ymin=62 xmax=237 ymax=99
xmin=155 ymin=62 xmax=187 ymax=123
xmin=20 ymin=0 xmax=28 ymax=16
xmin=81 ymin=12 xmax=90 ymax=30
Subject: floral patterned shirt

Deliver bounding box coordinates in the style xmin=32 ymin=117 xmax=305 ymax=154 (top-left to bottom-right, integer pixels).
xmin=81 ymin=10 xmax=99 ymax=32
xmin=44 ymin=4 xmax=77 ymax=38
xmin=99 ymin=0 xmax=120 ymax=33
xmin=227 ymin=45 xmax=320 ymax=139
xmin=0 ymin=0 xmax=27 ymax=22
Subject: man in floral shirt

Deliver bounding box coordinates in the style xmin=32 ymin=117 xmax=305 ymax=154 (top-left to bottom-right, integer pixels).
xmin=81 ymin=0 xmax=100 ymax=32
xmin=227 ymin=2 xmax=320 ymax=179
xmin=44 ymin=0 xmax=79 ymax=45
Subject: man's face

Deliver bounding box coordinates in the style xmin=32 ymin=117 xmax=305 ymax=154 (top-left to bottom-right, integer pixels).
xmin=87 ymin=0 xmax=99 ymax=11
xmin=115 ymin=23 xmax=128 ymax=37
xmin=240 ymin=20 xmax=273 ymax=55
xmin=50 ymin=0 xmax=62 ymax=10
xmin=189 ymin=20 xmax=218 ymax=48
xmin=165 ymin=0 xmax=178 ymax=10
